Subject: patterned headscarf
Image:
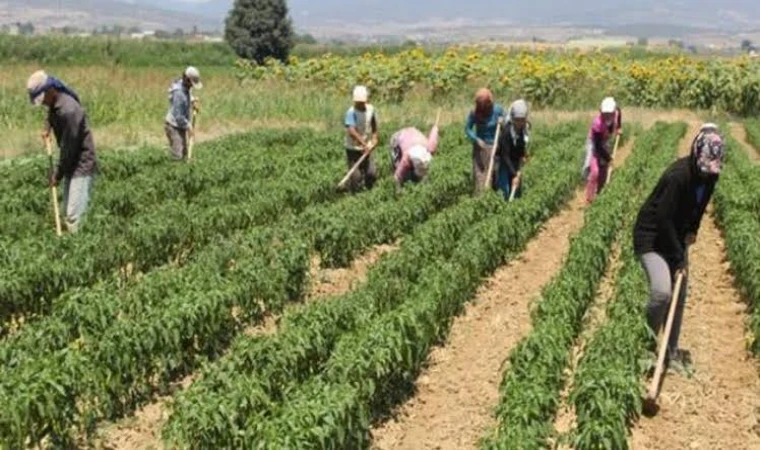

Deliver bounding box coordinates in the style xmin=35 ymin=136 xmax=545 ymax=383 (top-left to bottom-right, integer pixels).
xmin=691 ymin=124 xmax=724 ymax=175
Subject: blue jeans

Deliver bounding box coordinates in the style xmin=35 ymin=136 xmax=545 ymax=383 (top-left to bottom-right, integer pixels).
xmin=62 ymin=174 xmax=94 ymax=233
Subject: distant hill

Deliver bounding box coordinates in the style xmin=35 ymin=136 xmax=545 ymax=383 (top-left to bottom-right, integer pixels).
xmin=0 ymin=0 xmax=219 ymax=31
xmin=4 ymin=0 xmax=760 ymax=41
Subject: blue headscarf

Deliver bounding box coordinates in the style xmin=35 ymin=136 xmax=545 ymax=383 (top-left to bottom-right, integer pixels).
xmin=29 ymin=76 xmax=80 ymax=105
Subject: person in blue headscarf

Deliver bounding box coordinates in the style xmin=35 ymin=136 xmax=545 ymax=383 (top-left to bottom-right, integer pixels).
xmin=27 ymin=70 xmax=98 ymax=233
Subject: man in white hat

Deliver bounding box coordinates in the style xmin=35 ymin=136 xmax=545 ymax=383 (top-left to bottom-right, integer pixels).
xmin=343 ymin=85 xmax=378 ymax=192
xmin=27 ymin=70 xmax=98 ymax=233
xmin=389 ymin=122 xmax=439 ymax=192
xmin=495 ymin=99 xmax=531 ymax=200
xmin=165 ymin=66 xmax=202 ymax=161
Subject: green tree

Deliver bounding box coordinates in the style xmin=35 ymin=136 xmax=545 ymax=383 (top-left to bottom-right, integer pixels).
xmin=225 ymin=0 xmax=294 ymax=63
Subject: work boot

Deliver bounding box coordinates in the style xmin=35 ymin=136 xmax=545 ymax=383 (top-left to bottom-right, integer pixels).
xmin=666 ymin=348 xmax=694 ymax=377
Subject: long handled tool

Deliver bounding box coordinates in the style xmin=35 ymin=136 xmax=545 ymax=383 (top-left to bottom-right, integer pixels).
xmin=44 ymin=136 xmax=63 ymax=237
xmin=338 ymin=143 xmax=375 ymax=189
xmin=484 ymin=122 xmax=503 ymax=192
xmin=607 ymin=133 xmax=621 ymax=182
xmin=643 ymin=270 xmax=685 ymax=415
xmin=508 ymin=172 xmax=520 ymax=202
xmin=187 ymin=104 xmax=198 ymax=161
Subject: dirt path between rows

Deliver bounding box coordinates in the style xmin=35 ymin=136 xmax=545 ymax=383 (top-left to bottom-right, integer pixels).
xmin=369 ymin=138 xmax=635 ymax=450
xmin=728 ymin=122 xmax=759 ymax=162
xmin=628 ymin=123 xmax=760 ymax=450
xmin=94 ymin=244 xmax=394 ymax=450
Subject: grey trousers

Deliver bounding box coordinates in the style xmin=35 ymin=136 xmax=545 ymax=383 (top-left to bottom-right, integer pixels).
xmin=165 ymin=122 xmax=188 ymax=160
xmin=62 ymin=175 xmax=94 ymax=233
xmin=640 ymin=252 xmax=689 ymax=356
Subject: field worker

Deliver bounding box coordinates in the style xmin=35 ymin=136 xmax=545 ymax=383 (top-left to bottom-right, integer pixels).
xmin=583 ymin=96 xmax=622 ymax=203
xmin=27 ymin=70 xmax=98 ymax=233
xmin=495 ymin=99 xmax=531 ymax=200
xmin=388 ymin=123 xmax=439 ymax=192
xmin=344 ymin=85 xmax=379 ymax=192
xmin=165 ymin=66 xmax=202 ymax=161
xmin=465 ymin=88 xmax=506 ymax=193
xmin=633 ymin=124 xmax=723 ymax=371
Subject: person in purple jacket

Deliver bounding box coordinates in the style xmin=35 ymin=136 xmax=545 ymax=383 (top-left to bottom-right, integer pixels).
xmin=583 ymin=97 xmax=622 ymax=203
xmin=389 ymin=124 xmax=439 ymax=192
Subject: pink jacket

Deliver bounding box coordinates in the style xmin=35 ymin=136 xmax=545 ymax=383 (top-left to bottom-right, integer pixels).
xmin=394 ymin=126 xmax=439 ymax=181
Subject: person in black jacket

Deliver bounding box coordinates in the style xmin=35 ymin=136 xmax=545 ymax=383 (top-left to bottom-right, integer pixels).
xmin=495 ymin=99 xmax=531 ymax=200
xmin=633 ymin=123 xmax=724 ymax=367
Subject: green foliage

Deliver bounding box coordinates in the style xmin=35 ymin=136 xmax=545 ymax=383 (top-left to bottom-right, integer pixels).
xmin=481 ymin=123 xmax=686 ymax=449
xmin=161 ymin=122 xmax=587 ymax=448
xmin=0 ymin=35 xmax=235 ymax=66
xmin=714 ymin=133 xmax=760 ymax=356
xmin=225 ymin=0 xmax=294 ymax=64
xmin=567 ymin=125 xmax=686 ymax=450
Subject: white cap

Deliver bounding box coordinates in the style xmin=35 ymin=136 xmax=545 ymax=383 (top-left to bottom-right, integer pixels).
xmin=27 ymin=70 xmax=49 ymax=106
xmin=353 ymin=85 xmax=368 ymax=102
xmin=700 ymin=122 xmax=719 ymax=133
xmin=409 ymin=145 xmax=432 ymax=176
xmin=601 ymin=97 xmax=616 ymax=113
xmin=184 ymin=66 xmax=202 ymax=89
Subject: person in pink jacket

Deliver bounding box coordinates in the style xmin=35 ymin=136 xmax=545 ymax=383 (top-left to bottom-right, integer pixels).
xmin=583 ymin=97 xmax=622 ymax=203
xmin=389 ymin=124 xmax=439 ymax=192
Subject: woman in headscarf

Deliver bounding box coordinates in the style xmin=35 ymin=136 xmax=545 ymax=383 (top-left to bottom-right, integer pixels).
xmin=465 ymin=88 xmax=506 ymax=193
xmin=633 ymin=123 xmax=724 ymax=370
xmin=495 ymin=99 xmax=531 ymax=200
xmin=583 ymin=96 xmax=622 ymax=203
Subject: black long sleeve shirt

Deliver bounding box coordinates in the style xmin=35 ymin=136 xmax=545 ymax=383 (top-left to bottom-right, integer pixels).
xmin=633 ymin=156 xmax=716 ymax=269
xmin=47 ymin=93 xmax=98 ymax=180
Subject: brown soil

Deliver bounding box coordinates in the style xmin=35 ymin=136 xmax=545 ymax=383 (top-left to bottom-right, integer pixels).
xmin=628 ymin=123 xmax=760 ymax=449
xmin=94 ymin=244 xmax=394 ymax=449
xmin=369 ymin=132 xmax=635 ymax=450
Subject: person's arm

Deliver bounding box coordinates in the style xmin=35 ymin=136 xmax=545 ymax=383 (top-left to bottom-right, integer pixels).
xmin=616 ymin=107 xmax=623 ymax=134
xmin=656 ymin=175 xmax=687 ymax=269
xmin=56 ymin=107 xmax=85 ymax=181
xmin=394 ymin=152 xmax=410 ymax=186
xmin=370 ymin=113 xmax=378 ymax=150
xmin=171 ymin=90 xmax=190 ymax=129
xmin=427 ymin=125 xmax=439 ymax=154
xmin=688 ymin=181 xmax=716 ymax=238
xmin=465 ymin=112 xmax=479 ymax=143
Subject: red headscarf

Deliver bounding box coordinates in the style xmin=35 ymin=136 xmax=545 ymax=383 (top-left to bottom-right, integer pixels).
xmin=474 ymin=88 xmax=494 ymax=124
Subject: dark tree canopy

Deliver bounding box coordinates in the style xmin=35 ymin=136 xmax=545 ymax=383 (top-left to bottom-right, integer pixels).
xmin=225 ymin=0 xmax=294 ymax=63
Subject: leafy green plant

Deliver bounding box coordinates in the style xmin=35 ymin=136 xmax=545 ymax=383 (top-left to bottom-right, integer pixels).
xmin=480 ymin=123 xmax=685 ymax=449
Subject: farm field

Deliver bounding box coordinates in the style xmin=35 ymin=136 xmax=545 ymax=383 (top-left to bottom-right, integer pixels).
xmin=1 ymin=37 xmax=760 ymax=449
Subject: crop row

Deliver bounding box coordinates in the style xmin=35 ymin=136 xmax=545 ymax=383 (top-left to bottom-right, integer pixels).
xmin=0 ymin=121 xmax=526 ymax=447
xmin=565 ymin=125 xmax=685 ymax=450
xmin=480 ymin=122 xmax=685 ymax=449
xmin=0 ymin=130 xmax=342 ymax=241
xmin=714 ymin=134 xmax=760 ymax=356
xmin=0 ymin=153 xmax=344 ymax=328
xmin=161 ymin=124 xmax=586 ymax=447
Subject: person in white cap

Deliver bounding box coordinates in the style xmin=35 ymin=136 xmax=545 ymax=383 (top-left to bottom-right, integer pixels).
xmin=343 ymin=85 xmax=378 ymax=192
xmin=27 ymin=70 xmax=98 ymax=233
xmin=165 ymin=66 xmax=202 ymax=161
xmin=388 ymin=121 xmax=439 ymax=192
xmin=583 ymin=96 xmax=622 ymax=203
xmin=495 ymin=99 xmax=531 ymax=200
